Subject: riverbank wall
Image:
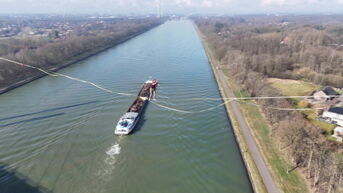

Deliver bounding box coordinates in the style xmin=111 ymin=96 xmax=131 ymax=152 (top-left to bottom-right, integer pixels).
xmin=193 ymin=22 xmax=269 ymax=193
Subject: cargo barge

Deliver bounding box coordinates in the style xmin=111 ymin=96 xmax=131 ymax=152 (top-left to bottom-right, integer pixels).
xmin=114 ymin=80 xmax=154 ymax=135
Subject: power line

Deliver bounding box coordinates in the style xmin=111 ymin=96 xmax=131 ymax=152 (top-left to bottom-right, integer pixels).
xmin=0 ymin=57 xmax=134 ymax=97
xmin=1 ymin=57 xmax=341 ymax=114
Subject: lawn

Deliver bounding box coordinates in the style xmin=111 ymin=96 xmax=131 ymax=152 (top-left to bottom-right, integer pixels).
xmin=297 ymin=101 xmax=336 ymax=135
xmin=221 ymin=68 xmax=309 ymax=193
xmin=268 ymin=78 xmax=320 ymax=96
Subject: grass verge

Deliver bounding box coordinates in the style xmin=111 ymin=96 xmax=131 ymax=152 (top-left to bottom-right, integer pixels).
xmin=215 ymin=67 xmax=268 ymax=193
xmin=194 ymin=23 xmax=268 ymax=193
xmin=196 ymin=28 xmax=310 ymax=191
xmin=222 ymin=70 xmax=310 ymax=193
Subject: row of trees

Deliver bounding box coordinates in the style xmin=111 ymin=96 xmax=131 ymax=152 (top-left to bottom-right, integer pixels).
xmin=195 ymin=16 xmax=343 ymax=87
xmin=194 ymin=16 xmax=343 ymax=193
xmin=0 ymin=17 xmax=163 ymax=88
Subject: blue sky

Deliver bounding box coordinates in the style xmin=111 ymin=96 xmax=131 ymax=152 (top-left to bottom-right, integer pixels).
xmin=0 ymin=0 xmax=342 ymax=14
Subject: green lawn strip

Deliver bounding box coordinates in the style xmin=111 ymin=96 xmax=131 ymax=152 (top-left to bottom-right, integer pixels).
xmin=238 ymin=102 xmax=308 ymax=193
xmin=219 ymin=80 xmax=268 ymax=193
xmin=221 ymin=67 xmax=309 ymax=193
xmin=202 ymin=49 xmax=268 ymax=193
xmin=269 ymin=79 xmax=319 ymax=96
xmin=301 ymin=108 xmax=336 ymax=135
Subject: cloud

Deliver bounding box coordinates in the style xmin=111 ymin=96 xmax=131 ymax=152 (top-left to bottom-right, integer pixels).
xmin=175 ymin=0 xmax=193 ymax=6
xmin=261 ymin=0 xmax=322 ymax=6
xmin=260 ymin=0 xmax=341 ymax=6
xmin=173 ymin=0 xmax=233 ymax=8
xmin=0 ymin=0 xmax=341 ymax=14
xmin=201 ymin=0 xmax=213 ymax=7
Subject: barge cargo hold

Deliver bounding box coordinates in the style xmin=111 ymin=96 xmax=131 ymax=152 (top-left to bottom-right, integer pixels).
xmin=114 ymin=80 xmax=153 ymax=135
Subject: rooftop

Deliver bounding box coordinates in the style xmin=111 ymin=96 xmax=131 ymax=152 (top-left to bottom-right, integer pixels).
xmin=328 ymin=107 xmax=343 ymax=115
xmin=321 ymin=86 xmax=339 ymax=96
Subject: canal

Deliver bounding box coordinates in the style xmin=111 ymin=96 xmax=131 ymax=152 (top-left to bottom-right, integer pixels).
xmin=0 ymin=20 xmax=252 ymax=193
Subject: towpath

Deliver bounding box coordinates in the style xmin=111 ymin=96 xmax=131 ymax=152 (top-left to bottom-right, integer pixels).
xmin=199 ymin=34 xmax=281 ymax=193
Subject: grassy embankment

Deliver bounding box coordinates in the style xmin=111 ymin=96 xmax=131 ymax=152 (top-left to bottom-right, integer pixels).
xmin=204 ymin=46 xmax=267 ymax=193
xmin=220 ymin=67 xmax=310 ymax=193
xmin=194 ymin=24 xmax=267 ymax=193
xmin=268 ymin=78 xmax=336 ymax=137
xmin=197 ymin=26 xmax=310 ymax=192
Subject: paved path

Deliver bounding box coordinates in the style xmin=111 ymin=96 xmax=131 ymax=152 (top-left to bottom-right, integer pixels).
xmin=215 ymin=64 xmax=280 ymax=193
xmin=200 ymin=36 xmax=281 ymax=193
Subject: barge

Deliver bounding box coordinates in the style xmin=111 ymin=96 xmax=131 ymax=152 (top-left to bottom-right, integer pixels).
xmin=114 ymin=80 xmax=153 ymax=135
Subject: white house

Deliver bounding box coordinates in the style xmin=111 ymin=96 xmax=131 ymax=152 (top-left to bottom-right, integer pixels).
xmin=333 ymin=126 xmax=343 ymax=142
xmin=322 ymin=107 xmax=343 ymax=127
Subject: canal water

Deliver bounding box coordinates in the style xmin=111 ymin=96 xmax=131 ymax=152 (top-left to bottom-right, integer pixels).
xmin=0 ymin=20 xmax=252 ymax=193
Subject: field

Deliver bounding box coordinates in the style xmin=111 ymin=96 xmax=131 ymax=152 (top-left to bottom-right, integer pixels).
xmin=268 ymin=78 xmax=320 ymax=96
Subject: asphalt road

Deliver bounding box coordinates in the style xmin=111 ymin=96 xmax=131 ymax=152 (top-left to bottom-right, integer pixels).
xmin=194 ymin=23 xmax=281 ymax=192
xmin=212 ymin=59 xmax=281 ymax=193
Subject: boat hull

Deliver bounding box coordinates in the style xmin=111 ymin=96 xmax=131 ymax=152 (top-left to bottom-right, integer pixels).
xmin=114 ymin=80 xmax=152 ymax=135
xmin=114 ymin=116 xmax=140 ymax=135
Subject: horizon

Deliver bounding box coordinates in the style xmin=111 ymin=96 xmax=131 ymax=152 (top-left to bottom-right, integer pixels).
xmin=0 ymin=0 xmax=342 ymax=15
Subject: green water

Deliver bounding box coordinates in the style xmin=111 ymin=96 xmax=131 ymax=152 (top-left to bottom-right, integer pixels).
xmin=0 ymin=20 xmax=252 ymax=193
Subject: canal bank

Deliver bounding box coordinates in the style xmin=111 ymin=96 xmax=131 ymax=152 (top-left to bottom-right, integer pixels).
xmin=194 ymin=23 xmax=278 ymax=193
xmin=0 ymin=20 xmax=253 ymax=193
xmin=0 ymin=23 xmax=162 ymax=95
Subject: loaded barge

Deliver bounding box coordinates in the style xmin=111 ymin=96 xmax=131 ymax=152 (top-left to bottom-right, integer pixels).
xmin=114 ymin=80 xmax=154 ymax=135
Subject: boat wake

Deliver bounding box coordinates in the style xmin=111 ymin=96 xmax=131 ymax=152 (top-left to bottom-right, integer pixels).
xmin=104 ymin=143 xmax=121 ymax=166
xmin=96 ymin=136 xmax=123 ymax=183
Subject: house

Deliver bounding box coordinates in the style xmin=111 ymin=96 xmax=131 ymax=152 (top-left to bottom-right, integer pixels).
xmin=332 ymin=126 xmax=343 ymax=142
xmin=313 ymin=86 xmax=339 ymax=102
xmin=322 ymin=107 xmax=343 ymax=127
xmin=334 ymin=126 xmax=343 ymax=136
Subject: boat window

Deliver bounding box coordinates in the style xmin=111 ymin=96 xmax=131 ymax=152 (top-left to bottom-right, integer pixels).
xmin=120 ymin=120 xmax=129 ymax=127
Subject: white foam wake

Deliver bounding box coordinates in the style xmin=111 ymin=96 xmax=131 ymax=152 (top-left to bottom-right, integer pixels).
xmin=104 ymin=143 xmax=121 ymax=165
xmin=92 ymin=142 xmax=122 ymax=193
xmin=95 ymin=136 xmax=124 ymax=185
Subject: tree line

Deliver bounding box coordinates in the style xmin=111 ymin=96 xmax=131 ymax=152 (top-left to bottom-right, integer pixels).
xmin=194 ymin=15 xmax=343 ymax=193
xmin=195 ymin=16 xmax=343 ymax=88
xmin=0 ymin=17 xmax=163 ymax=89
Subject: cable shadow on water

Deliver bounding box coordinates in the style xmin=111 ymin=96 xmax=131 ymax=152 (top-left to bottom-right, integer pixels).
xmin=0 ymin=163 xmax=51 ymax=193
xmin=0 ymin=100 xmax=99 ymax=122
xmin=0 ymin=113 xmax=65 ymax=127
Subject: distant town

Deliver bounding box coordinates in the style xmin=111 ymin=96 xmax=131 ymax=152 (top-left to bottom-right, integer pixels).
xmin=0 ymin=14 xmax=178 ymax=39
xmin=0 ymin=14 xmax=165 ymax=89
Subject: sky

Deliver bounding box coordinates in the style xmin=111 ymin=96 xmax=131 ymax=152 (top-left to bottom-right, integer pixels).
xmin=0 ymin=0 xmax=342 ymax=14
